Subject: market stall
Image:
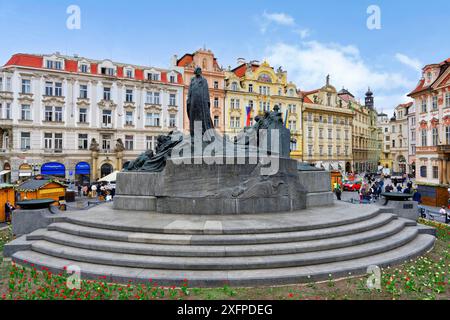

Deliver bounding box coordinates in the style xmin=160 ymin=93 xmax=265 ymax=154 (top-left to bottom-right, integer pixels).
xmin=16 ymin=178 xmax=67 ymax=205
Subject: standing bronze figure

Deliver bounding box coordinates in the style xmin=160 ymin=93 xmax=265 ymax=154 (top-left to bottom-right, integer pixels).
xmin=187 ymin=67 xmax=214 ymax=136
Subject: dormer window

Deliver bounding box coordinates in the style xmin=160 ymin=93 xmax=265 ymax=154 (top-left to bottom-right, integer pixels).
xmin=147 ymin=73 xmax=160 ymax=81
xmin=125 ymin=68 xmax=134 ymax=78
xmin=427 ymin=72 xmax=432 ymax=81
xmin=80 ymin=64 xmax=89 ymax=73
xmin=231 ymin=82 xmax=238 ymax=91
xmin=169 ymin=75 xmax=176 ymax=83
xmin=46 ymin=60 xmax=62 ymax=70
xmin=101 ymin=67 xmax=115 ymax=76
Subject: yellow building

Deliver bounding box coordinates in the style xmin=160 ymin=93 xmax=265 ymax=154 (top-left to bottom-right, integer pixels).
xmin=301 ymin=77 xmax=354 ymax=172
xmin=224 ymin=61 xmax=302 ymax=159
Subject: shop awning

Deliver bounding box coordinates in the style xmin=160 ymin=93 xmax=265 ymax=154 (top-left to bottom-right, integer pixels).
xmin=0 ymin=170 xmax=11 ymax=176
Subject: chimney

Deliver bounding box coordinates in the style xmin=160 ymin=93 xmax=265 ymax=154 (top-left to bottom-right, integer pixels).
xmin=171 ymin=54 xmax=178 ymax=67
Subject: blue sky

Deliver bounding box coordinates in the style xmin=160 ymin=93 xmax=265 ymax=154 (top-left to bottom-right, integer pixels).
xmin=1 ymin=0 xmax=449 ymax=115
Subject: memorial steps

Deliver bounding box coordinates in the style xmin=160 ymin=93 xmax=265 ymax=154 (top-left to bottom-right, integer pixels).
xmin=7 ymin=202 xmax=435 ymax=287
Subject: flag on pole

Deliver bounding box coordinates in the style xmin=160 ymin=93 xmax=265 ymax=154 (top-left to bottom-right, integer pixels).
xmin=245 ymin=106 xmax=252 ymax=127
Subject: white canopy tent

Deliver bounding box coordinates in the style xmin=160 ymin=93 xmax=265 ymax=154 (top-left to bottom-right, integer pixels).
xmin=98 ymin=170 xmax=119 ymax=183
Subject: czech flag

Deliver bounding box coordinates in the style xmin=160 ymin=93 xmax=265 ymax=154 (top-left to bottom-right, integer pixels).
xmin=246 ymin=106 xmax=252 ymax=127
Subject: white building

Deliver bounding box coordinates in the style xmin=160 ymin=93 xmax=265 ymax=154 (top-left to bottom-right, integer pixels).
xmin=407 ymin=103 xmax=416 ymax=176
xmin=0 ymin=53 xmax=184 ymax=183
xmin=389 ymin=102 xmax=413 ymax=174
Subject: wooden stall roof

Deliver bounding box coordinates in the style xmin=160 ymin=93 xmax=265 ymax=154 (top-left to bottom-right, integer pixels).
xmin=16 ymin=179 xmax=66 ymax=192
xmin=0 ymin=184 xmax=14 ymax=190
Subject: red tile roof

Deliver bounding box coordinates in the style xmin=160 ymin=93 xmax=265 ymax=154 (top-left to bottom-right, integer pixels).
xmin=3 ymin=53 xmax=183 ymax=85
xmin=5 ymin=53 xmax=42 ymax=68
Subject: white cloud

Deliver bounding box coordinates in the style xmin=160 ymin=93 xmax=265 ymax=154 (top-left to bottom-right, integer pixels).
xmin=293 ymin=28 xmax=311 ymax=39
xmin=264 ymin=41 xmax=416 ymax=111
xmin=262 ymin=11 xmax=296 ymax=26
xmin=395 ymin=53 xmax=422 ymax=72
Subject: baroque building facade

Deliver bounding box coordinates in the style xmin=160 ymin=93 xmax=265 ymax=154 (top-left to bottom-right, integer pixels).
xmin=377 ymin=112 xmax=393 ymax=170
xmin=176 ymin=49 xmax=225 ymax=134
xmin=408 ymin=57 xmax=450 ymax=206
xmin=300 ymin=77 xmax=353 ymax=172
xmin=0 ymin=53 xmax=184 ymax=183
xmin=389 ymin=102 xmax=413 ymax=174
xmin=224 ymin=60 xmax=302 ymax=159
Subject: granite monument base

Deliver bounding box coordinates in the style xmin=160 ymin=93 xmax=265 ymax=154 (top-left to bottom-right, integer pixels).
xmin=114 ymin=157 xmax=333 ymax=214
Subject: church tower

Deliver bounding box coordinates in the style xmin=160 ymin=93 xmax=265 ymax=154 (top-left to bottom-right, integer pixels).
xmin=365 ymin=87 xmax=374 ymax=109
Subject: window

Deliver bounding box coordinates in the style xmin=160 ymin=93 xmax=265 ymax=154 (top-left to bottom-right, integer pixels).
xmin=214 ymin=97 xmax=219 ymax=108
xmin=214 ymin=116 xmax=219 ymax=127
xmin=169 ymin=94 xmax=176 ymax=106
xmin=328 ymin=146 xmax=332 ymax=157
xmin=319 ymin=145 xmax=323 ymax=156
xmin=307 ymin=113 xmax=312 ymax=122
xmin=328 ymin=115 xmax=332 ymax=123
xmin=392 ymin=140 xmax=396 ymax=148
xmin=21 ymin=132 xmax=31 ymax=150
xmin=432 ymin=96 xmax=438 ymax=110
xmin=46 ymin=60 xmax=62 ymax=70
xmin=446 ymin=126 xmax=450 ymax=144
xmin=391 ymin=125 xmax=396 ymax=133
xmin=44 ymin=106 xmax=63 ymax=122
xmin=154 ymin=92 xmax=160 ymax=104
xmin=146 ymin=136 xmax=155 ymax=151
xmin=55 ymin=82 xmax=62 ymax=96
xmin=0 ymin=103 xmax=11 ymax=120
xmin=446 ymin=93 xmax=450 ymax=108
xmin=44 ymin=133 xmax=52 ymax=149
xmin=231 ymin=82 xmax=238 ymax=91
xmin=337 ymin=146 xmax=341 ymax=155
xmin=21 ymin=105 xmax=31 ymax=120
xmin=420 ymin=166 xmax=427 ymax=178
xmin=125 ymin=135 xmax=134 ymax=150
xmin=5 ymin=77 xmax=11 ymax=91
xmin=214 ymin=81 xmax=219 ymax=89
xmin=125 ymin=89 xmax=133 ymax=102
xmin=248 ymin=84 xmax=253 ymax=93
xmin=432 ymin=128 xmax=439 ymax=146
xmin=22 ymin=79 xmax=31 ymax=94
xmin=421 ymin=130 xmax=427 ymax=146
xmin=169 ymin=75 xmax=176 ymax=83
xmin=432 ymin=166 xmax=438 ymax=179
xmin=78 ymin=134 xmax=88 ymax=150
xmin=345 ymin=146 xmax=349 ymax=156
xmin=102 ymin=110 xmax=112 ymax=127
xmin=103 ymin=87 xmax=111 ymax=101
xmin=289 ymin=120 xmax=297 ymax=131
xmin=308 ymin=145 xmax=313 ymax=157
xmin=146 ymin=113 xmax=160 ymax=126
xmin=125 ymin=111 xmax=133 ymax=125
xmin=336 ymin=129 xmax=341 ymax=140
xmin=0 ymin=77 xmax=2 ymax=90
xmin=319 ymin=128 xmax=323 ymax=139
xmin=80 ymin=64 xmax=89 ymax=73
xmin=231 ymin=99 xmax=235 ymax=109
xmin=148 ymin=73 xmax=159 ymax=81
xmin=308 ymin=127 xmax=313 ymax=138
xmin=345 ymin=130 xmax=349 ymax=140
xmin=421 ymin=99 xmax=427 ymax=113
xmin=291 ymin=140 xmax=297 ymax=152
xmin=102 ymin=134 xmax=112 ymax=151
xmin=45 ymin=82 xmax=53 ymax=96
xmin=79 ymin=85 xmax=88 ymax=99
xmin=328 ymin=129 xmax=332 ymax=139
xmin=79 ymin=108 xmax=87 ymax=123
xmin=230 ymin=117 xmax=240 ymax=128
xmin=54 ymin=133 xmax=63 ymax=152
xmin=101 ymin=67 xmax=115 ymax=76
xmin=126 ymin=69 xmax=133 ymax=78
xmin=169 ymin=114 xmax=176 ymax=127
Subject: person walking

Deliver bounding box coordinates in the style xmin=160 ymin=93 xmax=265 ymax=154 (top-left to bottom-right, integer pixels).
xmin=4 ymin=201 xmax=14 ymax=223
xmin=91 ymin=184 xmax=97 ymax=198
xmin=334 ymin=184 xmax=342 ymax=201
xmin=439 ymin=206 xmax=449 ymax=224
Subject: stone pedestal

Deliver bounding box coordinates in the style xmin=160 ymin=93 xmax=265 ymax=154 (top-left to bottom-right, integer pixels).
xmin=12 ymin=208 xmax=55 ymax=237
xmin=383 ymin=200 xmax=418 ymax=221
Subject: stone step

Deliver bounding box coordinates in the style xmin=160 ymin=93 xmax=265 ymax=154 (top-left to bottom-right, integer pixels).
xmin=29 ymin=227 xmax=418 ymax=270
xmin=62 ymin=204 xmax=385 ymax=235
xmin=46 ymin=213 xmax=396 ymax=245
xmin=36 ymin=219 xmax=407 ymax=257
xmin=12 ymin=234 xmax=435 ymax=287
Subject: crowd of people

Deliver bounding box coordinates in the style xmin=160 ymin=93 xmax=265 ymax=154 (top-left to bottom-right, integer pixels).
xmin=77 ymin=182 xmax=116 ymax=202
